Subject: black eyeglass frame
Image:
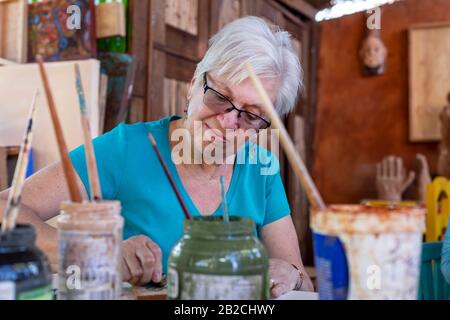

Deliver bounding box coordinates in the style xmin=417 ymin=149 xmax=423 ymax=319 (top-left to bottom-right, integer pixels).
xmin=202 ymin=73 xmax=271 ymax=130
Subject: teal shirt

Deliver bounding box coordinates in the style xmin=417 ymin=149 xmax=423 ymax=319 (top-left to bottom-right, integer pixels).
xmin=69 ymin=116 xmax=291 ymax=273
xmin=443 ymin=218 xmax=450 ymax=284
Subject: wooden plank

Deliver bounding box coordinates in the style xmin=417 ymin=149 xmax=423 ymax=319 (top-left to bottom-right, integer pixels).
xmin=146 ymin=0 xmax=166 ymax=121
xmin=165 ymin=53 xmax=196 ymax=82
xmin=98 ymin=74 xmax=108 ymax=134
xmin=277 ymin=0 xmax=318 ymax=20
xmin=196 ymin=0 xmax=209 ymax=57
xmin=210 ymin=0 xmax=240 ymax=35
xmin=165 ymin=0 xmax=198 ymax=35
xmin=128 ymin=96 xmax=145 ymax=124
xmin=0 ymin=59 xmax=100 ymax=171
xmin=148 ymin=49 xmax=166 ymax=121
xmin=0 ymin=147 xmax=7 ymax=191
xmin=165 ymin=25 xmax=202 ymax=62
xmin=0 ymin=0 xmax=27 ymax=63
xmin=129 ymin=0 xmax=149 ymax=97
xmin=409 ymin=22 xmax=450 ymax=142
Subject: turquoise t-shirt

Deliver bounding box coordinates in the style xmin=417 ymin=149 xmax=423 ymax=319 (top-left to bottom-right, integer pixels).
xmin=69 ymin=116 xmax=291 ymax=273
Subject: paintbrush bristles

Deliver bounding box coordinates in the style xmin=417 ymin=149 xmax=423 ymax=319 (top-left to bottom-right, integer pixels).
xmin=36 ymin=56 xmax=82 ymax=202
xmin=245 ymin=63 xmax=326 ymax=210
xmin=74 ymin=64 xmax=87 ymax=114
xmin=74 ymin=63 xmax=102 ymax=201
xmin=1 ymin=90 xmax=38 ymax=233
xmin=148 ymin=133 xmax=157 ymax=146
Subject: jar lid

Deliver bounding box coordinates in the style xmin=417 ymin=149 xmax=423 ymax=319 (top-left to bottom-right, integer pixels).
xmin=183 ymin=216 xmax=255 ymax=238
xmin=60 ymin=200 xmax=121 ymax=215
xmin=0 ymin=224 xmax=36 ymax=249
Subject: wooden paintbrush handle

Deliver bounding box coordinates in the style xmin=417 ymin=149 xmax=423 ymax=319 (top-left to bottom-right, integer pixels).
xmin=36 ymin=57 xmax=82 ymax=202
xmin=246 ymin=64 xmax=325 ymax=210
xmin=81 ymin=116 xmax=102 ymax=200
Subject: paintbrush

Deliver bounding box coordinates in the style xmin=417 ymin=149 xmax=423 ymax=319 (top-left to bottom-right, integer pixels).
xmin=1 ymin=90 xmax=38 ymax=233
xmin=74 ymin=63 xmax=102 ymax=201
xmin=148 ymin=133 xmax=192 ymax=220
xmin=245 ymin=64 xmax=326 ymax=210
xmin=220 ymin=176 xmax=229 ymax=222
xmin=36 ymin=56 xmax=82 ymax=203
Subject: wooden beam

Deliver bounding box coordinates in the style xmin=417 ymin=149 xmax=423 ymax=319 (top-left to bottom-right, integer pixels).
xmin=277 ymin=0 xmax=318 ymax=20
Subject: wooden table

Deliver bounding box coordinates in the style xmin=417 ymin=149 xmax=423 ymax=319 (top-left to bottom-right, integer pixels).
xmin=53 ymin=274 xmax=319 ymax=300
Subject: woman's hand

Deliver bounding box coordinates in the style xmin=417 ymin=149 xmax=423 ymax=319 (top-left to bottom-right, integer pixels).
xmin=269 ymin=258 xmax=314 ymax=298
xmin=122 ymin=235 xmax=163 ymax=286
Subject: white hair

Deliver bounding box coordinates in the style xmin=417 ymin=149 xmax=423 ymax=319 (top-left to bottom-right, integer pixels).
xmin=193 ymin=16 xmax=303 ymax=117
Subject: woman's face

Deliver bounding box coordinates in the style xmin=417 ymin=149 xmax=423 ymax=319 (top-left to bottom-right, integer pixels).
xmin=361 ymin=36 xmax=387 ymax=69
xmin=184 ymin=72 xmax=279 ymax=160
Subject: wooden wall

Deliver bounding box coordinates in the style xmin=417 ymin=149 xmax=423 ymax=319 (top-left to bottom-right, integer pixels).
xmin=313 ymin=0 xmax=450 ymax=204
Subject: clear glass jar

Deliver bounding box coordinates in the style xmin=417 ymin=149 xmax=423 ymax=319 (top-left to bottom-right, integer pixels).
xmin=57 ymin=201 xmax=123 ymax=300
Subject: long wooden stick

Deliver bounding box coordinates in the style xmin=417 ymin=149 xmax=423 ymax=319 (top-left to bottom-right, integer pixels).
xmin=148 ymin=133 xmax=192 ymax=220
xmin=36 ymin=56 xmax=82 ymax=202
xmin=75 ymin=63 xmax=102 ymax=201
xmin=246 ymin=64 xmax=326 ymax=210
xmin=1 ymin=90 xmax=38 ymax=233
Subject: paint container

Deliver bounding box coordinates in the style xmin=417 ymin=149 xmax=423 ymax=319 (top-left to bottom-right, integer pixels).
xmin=57 ymin=201 xmax=123 ymax=300
xmin=0 ymin=224 xmax=53 ymax=300
xmin=311 ymin=205 xmax=425 ymax=300
xmin=167 ymin=216 xmax=269 ymax=300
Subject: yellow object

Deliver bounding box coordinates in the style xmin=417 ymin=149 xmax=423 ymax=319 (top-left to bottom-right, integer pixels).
xmin=361 ymin=200 xmax=419 ymax=207
xmin=425 ymin=177 xmax=450 ymax=242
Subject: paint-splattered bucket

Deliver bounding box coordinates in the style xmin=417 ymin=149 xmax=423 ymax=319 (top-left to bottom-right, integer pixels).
xmin=311 ymin=205 xmax=425 ymax=300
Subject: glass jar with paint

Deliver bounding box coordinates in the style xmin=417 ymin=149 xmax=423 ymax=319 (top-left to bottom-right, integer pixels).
xmin=311 ymin=204 xmax=425 ymax=300
xmin=0 ymin=224 xmax=53 ymax=300
xmin=167 ymin=216 xmax=270 ymax=300
xmin=57 ymin=200 xmax=123 ymax=300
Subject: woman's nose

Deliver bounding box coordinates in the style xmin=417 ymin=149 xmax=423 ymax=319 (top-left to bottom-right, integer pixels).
xmin=220 ymin=109 xmax=240 ymax=130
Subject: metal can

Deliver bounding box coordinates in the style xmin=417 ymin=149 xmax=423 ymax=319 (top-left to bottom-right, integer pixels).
xmin=311 ymin=204 xmax=425 ymax=300
xmin=167 ymin=216 xmax=269 ymax=300
xmin=57 ymin=201 xmax=123 ymax=300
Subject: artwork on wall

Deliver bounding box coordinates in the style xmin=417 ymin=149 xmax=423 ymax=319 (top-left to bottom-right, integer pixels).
xmin=409 ymin=22 xmax=450 ymax=142
xmin=359 ymin=29 xmax=387 ymax=76
xmin=27 ymin=0 xmax=96 ymax=62
xmin=0 ymin=0 xmax=28 ymax=63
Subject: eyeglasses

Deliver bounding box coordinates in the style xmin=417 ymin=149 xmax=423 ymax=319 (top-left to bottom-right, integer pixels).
xmin=203 ymin=73 xmax=271 ymax=130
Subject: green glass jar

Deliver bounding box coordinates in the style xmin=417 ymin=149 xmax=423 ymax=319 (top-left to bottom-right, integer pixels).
xmin=167 ymin=216 xmax=269 ymax=300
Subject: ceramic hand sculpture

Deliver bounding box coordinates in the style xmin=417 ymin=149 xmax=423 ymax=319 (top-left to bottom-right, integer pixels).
xmin=414 ymin=154 xmax=431 ymax=204
xmin=376 ymin=156 xmax=415 ymax=202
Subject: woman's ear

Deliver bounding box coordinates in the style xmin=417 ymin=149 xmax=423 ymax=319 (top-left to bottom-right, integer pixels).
xmin=187 ymin=77 xmax=196 ymax=100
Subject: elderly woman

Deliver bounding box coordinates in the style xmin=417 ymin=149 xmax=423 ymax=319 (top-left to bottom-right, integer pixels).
xmin=0 ymin=16 xmax=313 ymax=297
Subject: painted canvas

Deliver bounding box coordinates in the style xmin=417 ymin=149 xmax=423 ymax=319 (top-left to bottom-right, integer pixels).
xmin=27 ymin=0 xmax=96 ymax=62
xmin=409 ymin=22 xmax=450 ymax=142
